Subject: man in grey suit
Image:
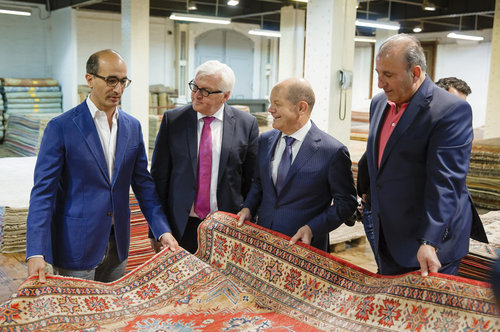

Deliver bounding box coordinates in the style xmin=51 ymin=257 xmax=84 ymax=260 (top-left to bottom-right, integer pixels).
xmin=238 ymin=78 xmax=357 ymax=252
xmin=150 ymin=60 xmax=259 ymax=254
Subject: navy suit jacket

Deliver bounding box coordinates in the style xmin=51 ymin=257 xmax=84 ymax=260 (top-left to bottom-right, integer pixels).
xmin=244 ymin=122 xmax=357 ymax=251
xmin=151 ymin=104 xmax=259 ymax=239
xmin=366 ymin=76 xmax=476 ymax=267
xmin=26 ymin=100 xmax=172 ymax=270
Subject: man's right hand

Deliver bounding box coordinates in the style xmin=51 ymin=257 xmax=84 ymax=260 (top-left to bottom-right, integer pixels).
xmin=27 ymin=257 xmax=47 ymax=283
xmin=237 ymin=208 xmax=252 ymax=227
xmin=149 ymin=238 xmax=163 ymax=253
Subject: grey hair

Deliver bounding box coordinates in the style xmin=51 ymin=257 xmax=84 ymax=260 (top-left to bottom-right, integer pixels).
xmin=378 ymin=33 xmax=427 ymax=72
xmin=194 ymin=60 xmax=235 ymax=92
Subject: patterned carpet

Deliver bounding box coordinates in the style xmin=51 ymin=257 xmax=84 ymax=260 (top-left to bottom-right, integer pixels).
xmin=0 ymin=212 xmax=498 ymax=331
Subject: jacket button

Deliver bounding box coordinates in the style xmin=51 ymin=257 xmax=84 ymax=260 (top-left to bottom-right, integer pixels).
xmin=107 ymin=212 xmax=113 ymax=217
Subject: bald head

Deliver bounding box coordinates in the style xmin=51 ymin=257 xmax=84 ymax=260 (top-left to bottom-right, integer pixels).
xmin=273 ymin=77 xmax=316 ymax=112
xmin=86 ymin=49 xmax=125 ymax=75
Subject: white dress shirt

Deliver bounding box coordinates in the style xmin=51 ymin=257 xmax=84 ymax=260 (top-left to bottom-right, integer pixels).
xmin=190 ymin=105 xmax=224 ymax=218
xmin=271 ymin=120 xmax=312 ymax=185
xmin=86 ymin=97 xmax=118 ymax=181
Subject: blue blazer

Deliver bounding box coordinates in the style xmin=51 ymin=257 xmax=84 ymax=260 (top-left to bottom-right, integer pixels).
xmin=151 ymin=104 xmax=259 ymax=239
xmin=244 ymin=122 xmax=357 ymax=251
xmin=366 ymin=76 xmax=475 ymax=267
xmin=26 ymin=100 xmax=171 ymax=270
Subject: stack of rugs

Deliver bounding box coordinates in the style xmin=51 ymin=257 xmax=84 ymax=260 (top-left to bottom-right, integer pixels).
xmin=0 ymin=212 xmax=497 ymax=331
xmin=149 ymin=84 xmax=177 ymax=115
xmin=350 ymin=110 xmax=370 ymax=141
xmin=148 ymin=114 xmax=162 ymax=151
xmin=0 ymin=78 xmax=63 ymax=115
xmin=467 ymin=137 xmax=500 ymax=210
xmin=3 ymin=113 xmax=58 ymax=156
xmin=0 ymin=97 xmax=4 ymax=142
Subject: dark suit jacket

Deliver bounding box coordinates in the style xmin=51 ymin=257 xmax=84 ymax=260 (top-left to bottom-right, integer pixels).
xmin=366 ymin=76 xmax=484 ymax=268
xmin=151 ymin=103 xmax=259 ymax=239
xmin=26 ymin=100 xmax=171 ymax=270
xmin=244 ymin=122 xmax=357 ymax=251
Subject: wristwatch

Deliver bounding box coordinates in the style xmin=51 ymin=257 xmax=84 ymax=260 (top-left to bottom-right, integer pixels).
xmin=419 ymin=239 xmax=438 ymax=253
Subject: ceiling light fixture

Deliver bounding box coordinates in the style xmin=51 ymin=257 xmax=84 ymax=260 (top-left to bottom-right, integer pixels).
xmin=447 ymin=32 xmax=484 ymax=41
xmin=0 ymin=8 xmax=31 ymax=16
xmin=354 ymin=36 xmax=376 ymax=43
xmin=187 ymin=1 xmax=197 ymax=10
xmin=227 ymin=0 xmax=239 ymax=6
xmin=413 ymin=26 xmax=422 ymax=33
xmin=248 ymin=28 xmax=281 ymax=38
xmin=169 ymin=13 xmax=231 ymax=24
xmin=355 ymin=19 xmax=400 ymax=31
xmin=293 ymin=0 xmax=308 ymax=2
xmin=422 ymin=0 xmax=436 ymax=11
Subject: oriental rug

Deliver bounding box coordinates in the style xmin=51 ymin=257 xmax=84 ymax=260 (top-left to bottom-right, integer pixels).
xmin=0 ymin=212 xmax=498 ymax=331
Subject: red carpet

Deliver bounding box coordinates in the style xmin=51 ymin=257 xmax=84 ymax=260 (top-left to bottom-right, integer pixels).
xmin=0 ymin=212 xmax=497 ymax=331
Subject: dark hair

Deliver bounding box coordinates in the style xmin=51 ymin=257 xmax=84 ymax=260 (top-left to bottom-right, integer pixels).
xmin=86 ymin=49 xmax=121 ymax=74
xmin=379 ymin=34 xmax=427 ymax=72
xmin=435 ymin=77 xmax=472 ymax=96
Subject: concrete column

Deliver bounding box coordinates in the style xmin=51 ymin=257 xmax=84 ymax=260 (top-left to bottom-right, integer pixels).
xmin=49 ymin=7 xmax=78 ymax=111
xmin=484 ymin=0 xmax=500 ymax=139
xmin=121 ymin=0 xmax=150 ymax=152
xmin=304 ymin=0 xmax=357 ymax=145
xmin=278 ymin=6 xmax=305 ymax=80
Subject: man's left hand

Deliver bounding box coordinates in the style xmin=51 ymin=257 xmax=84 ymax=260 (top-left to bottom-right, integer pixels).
xmin=417 ymin=244 xmax=441 ymax=276
xmin=290 ymin=225 xmax=313 ymax=246
xmin=160 ymin=232 xmax=179 ymax=251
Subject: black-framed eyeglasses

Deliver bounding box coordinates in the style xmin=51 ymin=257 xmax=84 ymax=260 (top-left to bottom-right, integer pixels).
xmin=91 ymin=73 xmax=132 ymax=88
xmin=188 ymin=80 xmax=223 ymax=97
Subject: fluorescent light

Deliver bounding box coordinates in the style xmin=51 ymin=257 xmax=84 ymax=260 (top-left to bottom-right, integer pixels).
xmin=354 ymin=36 xmax=376 ymax=43
xmin=248 ymin=29 xmax=281 ymax=38
xmin=187 ymin=2 xmax=197 ymax=10
xmin=355 ymin=19 xmax=400 ymax=31
xmin=169 ymin=13 xmax=230 ymax=24
xmin=447 ymin=32 xmax=484 ymax=41
xmin=423 ymin=5 xmax=436 ymax=11
xmin=413 ymin=26 xmax=422 ymax=33
xmin=293 ymin=0 xmax=308 ymax=2
xmin=227 ymin=0 xmax=239 ymax=6
xmin=0 ymin=8 xmax=31 ymax=16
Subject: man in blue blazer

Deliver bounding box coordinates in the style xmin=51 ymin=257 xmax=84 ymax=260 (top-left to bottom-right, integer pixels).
xmin=149 ymin=60 xmax=259 ymax=254
xmin=367 ymin=34 xmax=476 ymax=276
xmin=26 ymin=50 xmax=178 ymax=283
xmin=238 ymin=78 xmax=357 ymax=252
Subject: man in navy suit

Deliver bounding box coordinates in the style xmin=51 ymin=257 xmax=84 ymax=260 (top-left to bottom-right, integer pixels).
xmin=237 ymin=78 xmax=357 ymax=252
xmin=149 ymin=60 xmax=259 ymax=254
xmin=26 ymin=50 xmax=178 ymax=283
xmin=367 ymin=34 xmax=476 ymax=276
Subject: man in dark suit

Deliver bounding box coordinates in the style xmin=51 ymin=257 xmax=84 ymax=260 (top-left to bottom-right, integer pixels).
xmin=26 ymin=49 xmax=178 ymax=283
xmin=237 ymin=77 xmax=357 ymax=252
xmin=150 ymin=60 xmax=259 ymax=254
xmin=367 ymin=34 xmax=477 ymax=276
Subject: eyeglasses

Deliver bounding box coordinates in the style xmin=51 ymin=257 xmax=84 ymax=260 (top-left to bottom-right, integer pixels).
xmin=91 ymin=73 xmax=132 ymax=88
xmin=188 ymin=80 xmax=223 ymax=97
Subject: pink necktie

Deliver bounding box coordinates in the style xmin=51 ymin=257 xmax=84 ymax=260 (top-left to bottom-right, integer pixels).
xmin=194 ymin=116 xmax=215 ymax=219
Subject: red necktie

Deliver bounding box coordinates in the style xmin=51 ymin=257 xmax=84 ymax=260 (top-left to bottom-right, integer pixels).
xmin=194 ymin=117 xmax=215 ymax=219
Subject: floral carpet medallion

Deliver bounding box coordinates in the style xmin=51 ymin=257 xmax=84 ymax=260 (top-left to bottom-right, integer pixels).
xmin=0 ymin=212 xmax=498 ymax=331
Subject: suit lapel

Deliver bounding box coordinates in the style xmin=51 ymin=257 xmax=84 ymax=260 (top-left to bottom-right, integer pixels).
xmin=370 ymin=99 xmax=389 ymax=172
xmin=112 ymin=110 xmax=129 ymax=186
xmin=379 ymin=77 xmax=433 ymax=172
xmin=73 ymin=101 xmax=110 ymax=184
xmin=266 ymin=131 xmax=281 ymax=195
xmin=280 ymin=122 xmax=320 ymax=194
xmin=186 ymin=107 xmax=199 ymax=177
xmin=218 ymin=104 xmax=235 ymax=186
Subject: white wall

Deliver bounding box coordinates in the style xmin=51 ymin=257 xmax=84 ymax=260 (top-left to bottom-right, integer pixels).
xmin=0 ymin=4 xmax=50 ymax=78
xmin=435 ymin=42 xmax=491 ymax=128
xmin=352 ymin=44 xmax=373 ymax=111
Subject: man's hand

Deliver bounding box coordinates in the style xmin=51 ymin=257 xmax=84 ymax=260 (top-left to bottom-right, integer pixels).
xmin=149 ymin=238 xmax=163 ymax=253
xmin=27 ymin=257 xmax=47 ymax=283
xmin=159 ymin=233 xmax=179 ymax=251
xmin=237 ymin=208 xmax=252 ymax=227
xmin=417 ymin=244 xmax=441 ymax=277
xmin=290 ymin=225 xmax=313 ymax=246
